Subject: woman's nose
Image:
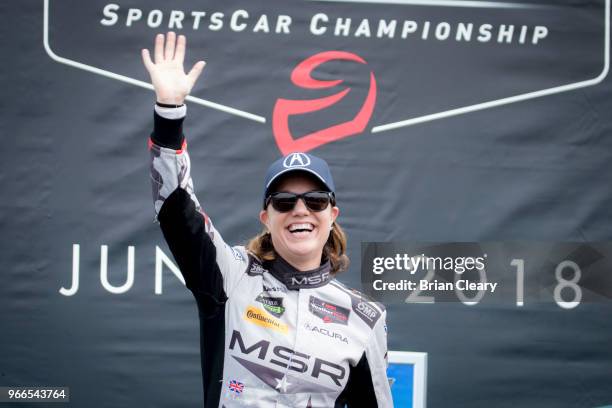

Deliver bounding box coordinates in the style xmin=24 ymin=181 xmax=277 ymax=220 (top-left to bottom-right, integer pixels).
xmin=292 ymin=197 xmax=310 ymax=215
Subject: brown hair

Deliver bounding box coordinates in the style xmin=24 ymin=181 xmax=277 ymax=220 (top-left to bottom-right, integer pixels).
xmin=246 ymin=221 xmax=350 ymax=275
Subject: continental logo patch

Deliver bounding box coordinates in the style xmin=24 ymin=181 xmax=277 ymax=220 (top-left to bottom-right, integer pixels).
xmin=308 ymin=296 xmax=349 ymax=325
xmin=244 ymin=306 xmax=288 ymax=334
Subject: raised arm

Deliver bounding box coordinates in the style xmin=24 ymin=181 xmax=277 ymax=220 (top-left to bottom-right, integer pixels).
xmin=142 ymin=31 xmax=206 ymax=222
xmin=142 ymin=32 xmax=248 ymax=305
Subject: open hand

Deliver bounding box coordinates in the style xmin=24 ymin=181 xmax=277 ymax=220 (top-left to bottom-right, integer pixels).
xmin=141 ymin=32 xmax=206 ymax=105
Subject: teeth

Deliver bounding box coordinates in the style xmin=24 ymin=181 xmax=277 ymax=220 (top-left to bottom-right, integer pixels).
xmin=288 ymin=223 xmax=314 ymax=232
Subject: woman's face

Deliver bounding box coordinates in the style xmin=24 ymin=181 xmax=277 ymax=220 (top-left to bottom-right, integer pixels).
xmin=259 ymin=174 xmax=339 ymax=271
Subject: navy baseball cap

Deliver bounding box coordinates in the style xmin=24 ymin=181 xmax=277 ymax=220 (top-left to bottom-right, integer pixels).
xmin=263 ymin=152 xmax=336 ymax=204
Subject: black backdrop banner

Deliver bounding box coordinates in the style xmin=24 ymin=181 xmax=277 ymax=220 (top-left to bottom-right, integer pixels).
xmin=1 ymin=0 xmax=612 ymax=407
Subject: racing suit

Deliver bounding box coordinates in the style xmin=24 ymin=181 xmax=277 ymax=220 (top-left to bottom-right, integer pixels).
xmin=149 ymin=104 xmax=393 ymax=408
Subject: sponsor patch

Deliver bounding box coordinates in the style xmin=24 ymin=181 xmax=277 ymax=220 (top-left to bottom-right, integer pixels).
xmin=308 ymin=296 xmax=349 ymax=325
xmin=248 ymin=261 xmax=267 ymax=276
xmin=304 ymin=322 xmax=348 ymax=344
xmin=255 ymin=292 xmax=285 ymax=317
xmin=263 ymin=284 xmax=286 ymax=293
xmin=351 ymin=299 xmax=381 ymax=329
xmin=328 ymin=281 xmax=384 ymax=328
xmin=244 ymin=306 xmax=288 ymax=334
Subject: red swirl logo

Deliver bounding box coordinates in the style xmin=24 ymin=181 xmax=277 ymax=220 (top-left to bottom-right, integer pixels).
xmin=272 ymin=51 xmax=377 ymax=154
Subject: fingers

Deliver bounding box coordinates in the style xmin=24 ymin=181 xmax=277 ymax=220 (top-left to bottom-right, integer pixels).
xmin=187 ymin=61 xmax=207 ymax=86
xmin=154 ymin=33 xmax=164 ymax=63
xmin=175 ymin=34 xmax=186 ymax=65
xmin=141 ymin=49 xmax=154 ymax=71
xmin=152 ymin=31 xmax=185 ymax=64
xmin=164 ymin=31 xmax=176 ymax=60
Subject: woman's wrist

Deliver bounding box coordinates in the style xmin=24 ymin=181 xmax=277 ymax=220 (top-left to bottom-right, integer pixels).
xmin=155 ymin=93 xmax=186 ymax=106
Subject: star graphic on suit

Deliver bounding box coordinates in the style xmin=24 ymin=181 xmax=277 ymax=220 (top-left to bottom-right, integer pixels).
xmin=275 ymin=376 xmax=291 ymax=392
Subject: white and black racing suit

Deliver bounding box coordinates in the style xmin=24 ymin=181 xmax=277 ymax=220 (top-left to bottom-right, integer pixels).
xmin=148 ymin=104 xmax=393 ymax=408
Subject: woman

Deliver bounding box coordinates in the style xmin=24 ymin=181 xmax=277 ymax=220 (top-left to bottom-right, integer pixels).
xmin=143 ymin=31 xmax=393 ymax=408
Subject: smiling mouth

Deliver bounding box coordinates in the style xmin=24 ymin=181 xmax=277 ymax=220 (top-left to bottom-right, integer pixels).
xmin=288 ymin=223 xmax=315 ymax=234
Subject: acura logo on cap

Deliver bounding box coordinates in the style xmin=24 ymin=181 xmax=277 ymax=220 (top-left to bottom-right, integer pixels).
xmin=283 ymin=152 xmax=311 ymax=168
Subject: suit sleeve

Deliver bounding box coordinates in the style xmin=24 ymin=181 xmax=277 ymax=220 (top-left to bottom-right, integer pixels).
xmin=364 ymin=309 xmax=393 ymax=407
xmin=149 ymin=105 xmax=248 ymax=306
xmin=336 ymin=310 xmax=394 ymax=407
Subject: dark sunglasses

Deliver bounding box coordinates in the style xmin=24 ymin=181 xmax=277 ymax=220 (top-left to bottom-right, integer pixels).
xmin=265 ymin=191 xmax=336 ymax=212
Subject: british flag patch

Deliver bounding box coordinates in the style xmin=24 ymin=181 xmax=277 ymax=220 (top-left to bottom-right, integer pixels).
xmin=228 ymin=380 xmax=244 ymax=394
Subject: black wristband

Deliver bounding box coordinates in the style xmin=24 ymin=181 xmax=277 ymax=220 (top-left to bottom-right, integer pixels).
xmin=151 ymin=111 xmax=185 ymax=150
xmin=156 ymin=101 xmax=185 ymax=108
